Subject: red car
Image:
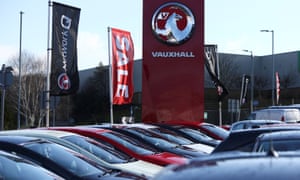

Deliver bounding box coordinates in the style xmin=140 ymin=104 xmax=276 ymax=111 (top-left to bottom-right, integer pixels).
xmin=161 ymin=121 xmax=229 ymax=140
xmin=46 ymin=126 xmax=188 ymax=166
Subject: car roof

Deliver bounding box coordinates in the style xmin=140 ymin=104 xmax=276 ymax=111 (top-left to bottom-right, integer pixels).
xmin=255 ymin=108 xmax=300 ymax=112
xmin=0 ymin=135 xmax=40 ymax=144
xmin=230 ymin=120 xmax=283 ymax=130
xmin=111 ymin=123 xmax=158 ymax=129
xmin=258 ymin=130 xmax=300 ymax=141
xmin=0 ymin=129 xmax=77 ymax=138
xmin=154 ymin=154 xmax=300 ymax=180
xmin=232 ymin=119 xmax=283 ymax=124
xmin=46 ymin=126 xmax=113 ymax=134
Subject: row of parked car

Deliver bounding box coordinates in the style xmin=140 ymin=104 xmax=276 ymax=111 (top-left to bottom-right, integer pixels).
xmin=2 ymin=119 xmax=300 ymax=179
xmin=0 ymin=121 xmax=229 ymax=179
xmin=158 ymin=119 xmax=300 ymax=180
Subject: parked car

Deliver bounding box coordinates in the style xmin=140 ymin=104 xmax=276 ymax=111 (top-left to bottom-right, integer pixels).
xmin=213 ymin=126 xmax=300 ymax=153
xmin=0 ymin=149 xmax=64 ymax=180
xmin=0 ymin=129 xmax=151 ymax=179
xmin=161 ymin=121 xmax=229 ymax=140
xmin=115 ymin=123 xmax=215 ymax=153
xmin=149 ymin=123 xmax=220 ymax=147
xmin=153 ymin=151 xmax=300 ymax=180
xmin=269 ymin=104 xmax=300 ymax=110
xmin=97 ymin=124 xmax=206 ymax=158
xmin=45 ymin=126 xmax=188 ymax=166
xmin=221 ymin=124 xmax=231 ymax=130
xmin=230 ymin=119 xmax=284 ymax=131
xmin=253 ymin=130 xmax=300 ymax=152
xmin=0 ymin=135 xmax=146 ymax=180
xmin=247 ymin=108 xmax=300 ymax=123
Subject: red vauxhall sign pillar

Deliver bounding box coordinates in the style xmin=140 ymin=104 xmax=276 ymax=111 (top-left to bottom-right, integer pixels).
xmin=142 ymin=0 xmax=205 ymax=123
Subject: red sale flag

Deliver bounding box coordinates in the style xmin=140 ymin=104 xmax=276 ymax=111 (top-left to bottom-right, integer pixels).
xmin=276 ymin=72 xmax=280 ymax=105
xmin=110 ymin=28 xmax=134 ymax=105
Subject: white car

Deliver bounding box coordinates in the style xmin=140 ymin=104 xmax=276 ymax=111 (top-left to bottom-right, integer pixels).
xmin=247 ymin=108 xmax=300 ymax=123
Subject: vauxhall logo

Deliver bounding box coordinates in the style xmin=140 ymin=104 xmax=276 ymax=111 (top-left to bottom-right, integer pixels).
xmin=61 ymin=15 xmax=72 ymax=29
xmin=151 ymin=2 xmax=195 ymax=45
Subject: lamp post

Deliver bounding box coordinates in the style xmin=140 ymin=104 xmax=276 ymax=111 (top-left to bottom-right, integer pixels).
xmin=243 ymin=50 xmax=254 ymax=113
xmin=0 ymin=65 xmax=13 ymax=130
xmin=260 ymin=29 xmax=275 ymax=106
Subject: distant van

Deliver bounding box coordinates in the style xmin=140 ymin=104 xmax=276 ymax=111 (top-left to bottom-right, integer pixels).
xmin=247 ymin=108 xmax=300 ymax=123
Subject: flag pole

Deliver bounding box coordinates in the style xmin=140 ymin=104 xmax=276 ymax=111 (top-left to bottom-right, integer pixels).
xmin=107 ymin=27 xmax=114 ymax=124
xmin=216 ymin=46 xmax=223 ymax=127
xmin=45 ymin=0 xmax=52 ymax=127
xmin=17 ymin=11 xmax=24 ymax=129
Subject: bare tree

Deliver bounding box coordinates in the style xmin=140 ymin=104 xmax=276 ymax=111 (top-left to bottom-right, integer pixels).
xmin=7 ymin=51 xmax=46 ymax=127
xmin=218 ymin=54 xmax=241 ymax=90
xmin=254 ymin=76 xmax=269 ymax=101
xmin=280 ymin=71 xmax=298 ymax=89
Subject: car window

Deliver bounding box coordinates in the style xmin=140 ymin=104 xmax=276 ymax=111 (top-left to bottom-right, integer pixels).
xmin=101 ymin=131 xmax=156 ymax=155
xmin=62 ymin=135 xmax=130 ymax=163
xmin=0 ymin=153 xmax=64 ymax=180
xmin=126 ymin=128 xmax=178 ymax=149
xmin=201 ymin=124 xmax=229 ymax=138
xmin=150 ymin=127 xmax=194 ymax=145
xmin=285 ymin=111 xmax=300 ymax=121
xmin=231 ymin=123 xmax=246 ymax=131
xmin=257 ymin=140 xmax=300 ymax=152
xmin=24 ymin=141 xmax=104 ymax=177
xmin=179 ymin=128 xmax=215 ymax=141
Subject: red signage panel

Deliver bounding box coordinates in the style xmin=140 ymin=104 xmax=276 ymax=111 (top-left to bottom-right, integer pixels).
xmin=142 ymin=0 xmax=204 ymax=123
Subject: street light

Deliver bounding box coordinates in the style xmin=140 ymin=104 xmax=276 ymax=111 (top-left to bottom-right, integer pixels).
xmin=243 ymin=49 xmax=254 ymax=113
xmin=0 ymin=65 xmax=13 ymax=131
xmin=260 ymin=29 xmax=275 ymax=106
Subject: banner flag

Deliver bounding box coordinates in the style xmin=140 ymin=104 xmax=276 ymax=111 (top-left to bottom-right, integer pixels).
xmin=111 ymin=28 xmax=134 ymax=105
xmin=276 ymin=72 xmax=280 ymax=104
xmin=204 ymin=45 xmax=228 ymax=102
xmin=142 ymin=0 xmax=204 ymax=123
xmin=50 ymin=2 xmax=80 ymax=96
xmin=239 ymin=74 xmax=250 ymax=106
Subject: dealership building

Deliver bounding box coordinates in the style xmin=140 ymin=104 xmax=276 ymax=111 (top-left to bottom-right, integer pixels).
xmin=79 ymin=50 xmax=300 ymax=124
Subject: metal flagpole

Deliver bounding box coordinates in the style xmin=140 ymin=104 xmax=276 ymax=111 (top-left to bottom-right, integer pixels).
xmin=45 ymin=0 xmax=52 ymax=127
xmin=216 ymin=46 xmax=223 ymax=127
xmin=18 ymin=11 xmax=24 ymax=129
xmin=107 ymin=27 xmax=114 ymax=124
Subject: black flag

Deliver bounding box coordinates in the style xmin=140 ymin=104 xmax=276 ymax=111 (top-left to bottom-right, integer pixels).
xmin=51 ymin=2 xmax=80 ymax=96
xmin=240 ymin=74 xmax=250 ymax=106
xmin=204 ymin=45 xmax=228 ymax=102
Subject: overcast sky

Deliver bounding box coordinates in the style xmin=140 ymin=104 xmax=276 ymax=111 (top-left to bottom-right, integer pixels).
xmin=1 ymin=0 xmax=300 ymax=70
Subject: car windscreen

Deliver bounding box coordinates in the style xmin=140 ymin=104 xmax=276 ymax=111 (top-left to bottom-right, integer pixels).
xmin=0 ymin=153 xmax=64 ymax=180
xmin=62 ymin=135 xmax=130 ymax=163
xmin=149 ymin=128 xmax=194 ymax=145
xmin=101 ymin=131 xmax=157 ymax=155
xmin=23 ymin=140 xmax=105 ymax=178
xmin=179 ymin=127 xmax=216 ymax=141
xmin=201 ymin=124 xmax=229 ymax=139
xmin=126 ymin=128 xmax=179 ymax=149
